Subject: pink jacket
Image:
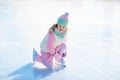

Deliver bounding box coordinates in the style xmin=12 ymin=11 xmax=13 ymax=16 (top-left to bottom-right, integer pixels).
xmin=40 ymin=31 xmax=66 ymax=54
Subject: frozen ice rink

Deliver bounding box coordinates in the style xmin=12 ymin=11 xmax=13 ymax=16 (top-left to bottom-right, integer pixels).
xmin=0 ymin=0 xmax=120 ymax=80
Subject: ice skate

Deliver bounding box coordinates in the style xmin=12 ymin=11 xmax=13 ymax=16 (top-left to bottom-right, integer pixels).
xmin=60 ymin=60 xmax=66 ymax=67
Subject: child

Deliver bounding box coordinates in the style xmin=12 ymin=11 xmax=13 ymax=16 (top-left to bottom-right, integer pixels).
xmin=33 ymin=12 xmax=69 ymax=69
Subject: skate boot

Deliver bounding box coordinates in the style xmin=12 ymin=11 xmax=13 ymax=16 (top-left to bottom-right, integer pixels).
xmin=33 ymin=48 xmax=38 ymax=62
xmin=60 ymin=60 xmax=66 ymax=67
xmin=33 ymin=48 xmax=42 ymax=62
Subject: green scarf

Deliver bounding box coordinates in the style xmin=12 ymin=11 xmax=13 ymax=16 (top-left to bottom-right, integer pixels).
xmin=54 ymin=28 xmax=66 ymax=38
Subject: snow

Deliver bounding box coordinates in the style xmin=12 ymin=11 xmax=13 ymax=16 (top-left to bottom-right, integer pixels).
xmin=0 ymin=0 xmax=120 ymax=80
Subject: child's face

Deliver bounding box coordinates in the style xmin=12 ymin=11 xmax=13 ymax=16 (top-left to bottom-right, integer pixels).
xmin=57 ymin=24 xmax=67 ymax=33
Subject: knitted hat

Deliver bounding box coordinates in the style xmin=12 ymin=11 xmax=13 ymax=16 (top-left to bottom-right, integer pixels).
xmin=57 ymin=12 xmax=69 ymax=27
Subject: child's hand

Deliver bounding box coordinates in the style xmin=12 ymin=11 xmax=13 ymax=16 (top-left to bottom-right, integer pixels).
xmin=62 ymin=52 xmax=67 ymax=58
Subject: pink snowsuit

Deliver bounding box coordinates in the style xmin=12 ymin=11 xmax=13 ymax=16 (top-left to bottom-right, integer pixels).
xmin=36 ymin=31 xmax=67 ymax=69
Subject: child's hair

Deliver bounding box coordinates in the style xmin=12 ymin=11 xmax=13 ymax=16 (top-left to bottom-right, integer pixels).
xmin=48 ymin=24 xmax=68 ymax=32
xmin=48 ymin=24 xmax=58 ymax=32
xmin=48 ymin=24 xmax=68 ymax=33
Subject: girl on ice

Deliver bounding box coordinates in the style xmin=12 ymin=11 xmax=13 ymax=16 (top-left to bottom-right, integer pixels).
xmin=33 ymin=12 xmax=69 ymax=69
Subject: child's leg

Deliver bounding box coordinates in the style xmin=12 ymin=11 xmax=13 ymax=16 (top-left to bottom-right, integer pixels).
xmin=55 ymin=43 xmax=67 ymax=67
xmin=40 ymin=51 xmax=53 ymax=69
xmin=33 ymin=49 xmax=53 ymax=69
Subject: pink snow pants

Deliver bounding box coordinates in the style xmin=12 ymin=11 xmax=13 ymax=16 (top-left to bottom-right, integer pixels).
xmin=54 ymin=43 xmax=67 ymax=62
xmin=40 ymin=43 xmax=67 ymax=69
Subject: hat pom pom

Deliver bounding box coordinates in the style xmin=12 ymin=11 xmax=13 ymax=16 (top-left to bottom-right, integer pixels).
xmin=65 ymin=12 xmax=69 ymax=16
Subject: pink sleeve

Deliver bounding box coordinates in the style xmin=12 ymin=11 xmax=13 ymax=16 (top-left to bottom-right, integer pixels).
xmin=46 ymin=32 xmax=56 ymax=54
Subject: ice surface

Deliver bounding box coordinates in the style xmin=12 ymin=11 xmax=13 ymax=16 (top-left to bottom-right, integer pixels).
xmin=0 ymin=0 xmax=120 ymax=80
